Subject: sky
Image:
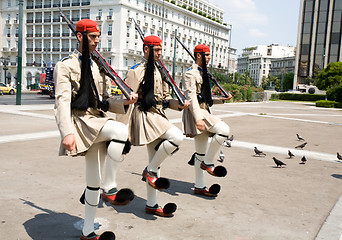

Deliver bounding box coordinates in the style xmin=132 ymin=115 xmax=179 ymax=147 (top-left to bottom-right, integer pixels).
xmin=209 ymin=0 xmax=301 ymax=56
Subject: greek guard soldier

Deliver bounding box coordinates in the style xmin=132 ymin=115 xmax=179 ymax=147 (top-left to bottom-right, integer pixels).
xmin=182 ymin=44 xmax=232 ymax=197
xmin=118 ymin=35 xmax=190 ymax=217
xmin=54 ymin=19 xmax=138 ymax=240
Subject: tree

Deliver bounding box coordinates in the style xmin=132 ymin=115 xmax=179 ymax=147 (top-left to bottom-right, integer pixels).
xmin=316 ymin=61 xmax=342 ymax=90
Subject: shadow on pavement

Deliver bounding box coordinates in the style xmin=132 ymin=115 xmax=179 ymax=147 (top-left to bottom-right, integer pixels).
xmin=21 ymin=199 xmax=82 ymax=240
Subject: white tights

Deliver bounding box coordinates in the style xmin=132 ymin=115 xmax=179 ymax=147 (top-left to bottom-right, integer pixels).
xmin=193 ymin=121 xmax=230 ymax=188
xmin=82 ymin=120 xmax=128 ymax=236
xmin=145 ymin=126 xmax=183 ymax=207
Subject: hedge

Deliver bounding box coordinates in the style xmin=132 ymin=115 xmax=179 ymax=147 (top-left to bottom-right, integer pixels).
xmin=316 ymin=100 xmax=336 ymax=108
xmin=278 ymin=93 xmax=326 ymax=101
xmin=326 ymin=85 xmax=342 ymax=102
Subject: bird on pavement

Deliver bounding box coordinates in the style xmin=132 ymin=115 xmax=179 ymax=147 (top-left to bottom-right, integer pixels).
xmin=300 ymin=156 xmax=307 ymax=164
xmin=288 ymin=150 xmax=295 ymax=159
xmin=223 ymin=140 xmax=231 ymax=148
xmin=296 ymin=133 xmax=305 ymax=141
xmin=295 ymin=142 xmax=307 ymax=149
xmin=227 ymin=135 xmax=234 ymax=142
xmin=337 ymin=152 xmax=342 ymax=161
xmin=254 ymin=147 xmax=266 ymax=156
xmin=218 ymin=150 xmax=225 ymax=163
xmin=273 ymin=157 xmax=286 ymax=168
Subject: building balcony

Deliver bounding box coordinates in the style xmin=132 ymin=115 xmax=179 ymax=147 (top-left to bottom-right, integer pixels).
xmin=13 ymin=20 xmax=18 ymax=24
xmin=6 ymin=20 xmax=10 ymax=24
xmin=35 ymin=33 xmax=42 ymax=37
xmin=53 ymin=33 xmax=60 ymax=37
xmin=108 ymin=31 xmax=112 ymax=35
xmin=62 ymin=2 xmax=70 ymax=7
xmin=44 ymin=48 xmax=51 ymax=51
xmin=52 ymin=48 xmax=60 ymax=51
xmin=102 ymin=48 xmax=112 ymax=52
xmin=44 ymin=18 xmax=51 ymax=23
xmin=35 ymin=19 xmax=43 ymax=23
xmin=44 ymin=4 xmax=51 ymax=8
xmin=96 ymin=16 xmax=102 ymax=20
xmin=35 ymin=48 xmax=42 ymax=51
xmin=35 ymin=4 xmax=42 ymax=8
xmin=72 ymin=1 xmax=80 ymax=6
xmin=27 ymin=5 xmax=34 ymax=9
xmin=26 ymin=63 xmax=33 ymax=66
xmin=15 ymin=33 xmax=19 ymax=37
xmin=26 ymin=34 xmax=33 ymax=37
xmin=27 ymin=19 xmax=34 ymax=23
xmin=11 ymin=62 xmax=16 ymax=66
xmin=3 ymin=47 xmax=9 ymax=51
xmin=26 ymin=48 xmax=33 ymax=51
xmin=61 ymin=48 xmax=70 ymax=51
xmin=53 ymin=3 xmax=61 ymax=7
xmin=107 ymin=16 xmax=113 ymax=20
xmin=62 ymin=32 xmax=70 ymax=37
xmin=53 ymin=18 xmax=60 ymax=22
xmin=7 ymin=34 xmax=10 ymax=37
xmin=44 ymin=33 xmax=51 ymax=37
xmin=72 ymin=17 xmax=80 ymax=21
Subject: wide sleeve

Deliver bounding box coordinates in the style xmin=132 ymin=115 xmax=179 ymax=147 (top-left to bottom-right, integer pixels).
xmin=54 ymin=61 xmax=74 ymax=139
xmin=183 ymin=71 xmax=203 ymax=121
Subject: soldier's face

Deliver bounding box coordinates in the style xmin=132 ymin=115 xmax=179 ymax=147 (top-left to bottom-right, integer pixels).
xmin=144 ymin=45 xmax=162 ymax=61
xmin=196 ymin=52 xmax=211 ymax=66
xmin=87 ymin=32 xmax=100 ymax=52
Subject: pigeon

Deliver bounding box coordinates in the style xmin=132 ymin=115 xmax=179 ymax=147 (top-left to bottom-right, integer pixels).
xmin=300 ymin=156 xmax=307 ymax=164
xmin=273 ymin=157 xmax=286 ymax=168
xmin=218 ymin=150 xmax=225 ymax=163
xmin=223 ymin=140 xmax=231 ymax=147
xmin=295 ymin=142 xmax=307 ymax=149
xmin=254 ymin=147 xmax=266 ymax=156
xmin=288 ymin=150 xmax=295 ymax=159
xmin=296 ymin=133 xmax=305 ymax=141
xmin=337 ymin=152 xmax=342 ymax=161
xmin=227 ymin=135 xmax=234 ymax=141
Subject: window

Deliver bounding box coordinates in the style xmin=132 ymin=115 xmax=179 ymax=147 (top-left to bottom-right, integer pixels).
xmin=108 ymin=57 xmax=112 ymax=65
xmin=108 ymin=40 xmax=112 ymax=49
xmin=98 ymin=9 xmax=102 ymax=17
xmin=109 ymin=9 xmax=113 ymax=16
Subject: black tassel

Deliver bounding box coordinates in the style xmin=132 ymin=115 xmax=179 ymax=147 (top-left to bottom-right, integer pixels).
xmin=139 ymin=45 xmax=156 ymax=112
xmin=71 ymin=32 xmax=97 ymax=111
xmin=200 ymin=52 xmax=213 ymax=107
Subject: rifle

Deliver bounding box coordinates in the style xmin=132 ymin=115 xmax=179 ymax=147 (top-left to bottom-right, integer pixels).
xmin=132 ymin=19 xmax=186 ymax=106
xmin=59 ymin=9 xmax=133 ymax=100
xmin=175 ymin=36 xmax=231 ymax=98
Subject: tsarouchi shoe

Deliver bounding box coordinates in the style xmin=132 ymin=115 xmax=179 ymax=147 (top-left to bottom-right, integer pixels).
xmin=145 ymin=203 xmax=177 ymax=217
xmin=194 ymin=184 xmax=221 ymax=197
xmin=102 ymin=188 xmax=134 ymax=206
xmin=200 ymin=161 xmax=227 ymax=177
xmin=142 ymin=167 xmax=170 ymax=190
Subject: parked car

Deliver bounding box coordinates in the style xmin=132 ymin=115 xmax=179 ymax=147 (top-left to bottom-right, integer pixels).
xmin=111 ymin=85 xmax=122 ymax=95
xmin=0 ymin=83 xmax=16 ymax=95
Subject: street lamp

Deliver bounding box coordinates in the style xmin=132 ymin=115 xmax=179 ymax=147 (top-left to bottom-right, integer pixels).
xmin=0 ymin=57 xmax=10 ymax=84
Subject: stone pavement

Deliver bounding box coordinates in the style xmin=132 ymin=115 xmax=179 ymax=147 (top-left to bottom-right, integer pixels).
xmin=0 ymin=101 xmax=341 ymax=240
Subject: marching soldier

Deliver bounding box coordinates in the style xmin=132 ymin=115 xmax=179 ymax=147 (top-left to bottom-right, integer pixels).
xmin=182 ymin=44 xmax=232 ymax=197
xmin=119 ymin=35 xmax=190 ymax=217
xmin=54 ymin=19 xmax=137 ymax=240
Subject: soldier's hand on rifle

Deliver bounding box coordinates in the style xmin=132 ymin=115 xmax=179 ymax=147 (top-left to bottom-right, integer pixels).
xmin=196 ymin=119 xmax=206 ymax=131
xmin=178 ymin=100 xmax=190 ymax=110
xmin=63 ymin=134 xmax=76 ymax=152
xmin=222 ymin=93 xmax=233 ymax=101
xmin=124 ymin=92 xmax=138 ymax=105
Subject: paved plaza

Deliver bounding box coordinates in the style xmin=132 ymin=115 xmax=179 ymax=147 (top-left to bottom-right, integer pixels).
xmin=0 ymin=100 xmax=341 ymax=240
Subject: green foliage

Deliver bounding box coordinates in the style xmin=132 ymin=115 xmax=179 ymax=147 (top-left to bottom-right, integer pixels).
xmin=316 ymin=61 xmax=342 ymax=90
xmin=315 ymin=100 xmax=337 ymax=108
xmin=326 ymin=85 xmax=342 ymax=102
xmin=212 ymin=83 xmax=263 ymax=102
xmin=278 ymin=93 xmax=326 ymax=101
xmin=193 ymin=9 xmax=198 ymax=13
xmin=262 ymin=72 xmax=294 ymax=91
xmin=198 ymin=11 xmax=203 ymax=16
xmin=187 ymin=6 xmax=192 ymax=11
xmin=270 ymin=94 xmax=280 ymax=100
xmin=171 ymin=0 xmax=175 ymax=4
xmin=182 ymin=4 xmax=187 ymax=8
xmin=207 ymin=16 xmax=212 ymax=20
